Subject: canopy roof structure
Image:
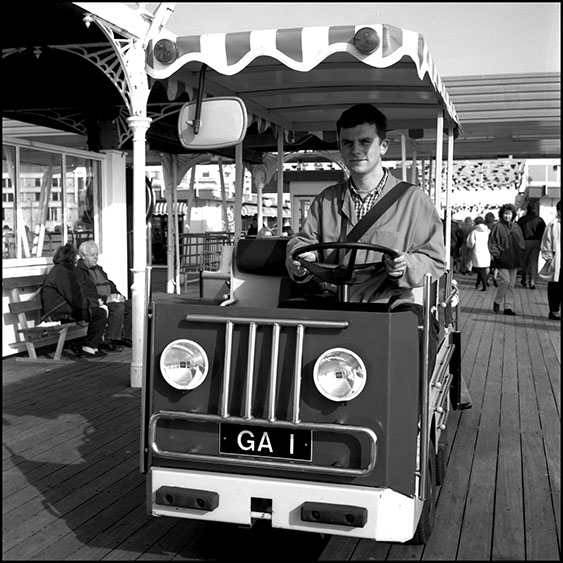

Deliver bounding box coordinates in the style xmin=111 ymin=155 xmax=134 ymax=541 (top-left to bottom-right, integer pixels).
xmin=146 ymin=22 xmax=460 ymax=150
xmin=1 ymin=3 xmax=560 ymax=165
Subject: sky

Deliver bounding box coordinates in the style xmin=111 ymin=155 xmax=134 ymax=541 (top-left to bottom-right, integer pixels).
xmin=155 ymin=2 xmax=560 ymax=77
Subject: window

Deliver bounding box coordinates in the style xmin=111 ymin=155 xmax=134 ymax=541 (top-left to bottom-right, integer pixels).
xmin=2 ymin=141 xmax=102 ymax=260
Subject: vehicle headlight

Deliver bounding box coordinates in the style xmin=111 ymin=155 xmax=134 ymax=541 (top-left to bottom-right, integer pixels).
xmin=313 ymin=348 xmax=367 ymax=402
xmin=160 ymin=339 xmax=209 ymax=390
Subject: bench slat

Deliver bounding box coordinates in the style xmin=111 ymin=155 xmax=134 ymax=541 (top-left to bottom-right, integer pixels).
xmin=8 ymin=298 xmax=43 ymax=315
xmin=19 ymin=323 xmax=78 ymax=334
xmin=3 ymin=275 xmax=47 ymax=290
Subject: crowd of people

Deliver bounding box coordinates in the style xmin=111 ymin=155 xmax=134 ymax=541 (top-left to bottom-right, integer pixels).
xmin=449 ymin=200 xmax=560 ymax=319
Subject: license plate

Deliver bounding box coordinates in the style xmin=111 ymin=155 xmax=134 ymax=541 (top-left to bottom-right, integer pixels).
xmin=219 ymin=424 xmax=312 ymax=461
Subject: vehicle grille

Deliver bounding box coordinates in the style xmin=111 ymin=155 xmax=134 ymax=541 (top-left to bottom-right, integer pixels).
xmin=149 ymin=313 xmax=378 ymax=476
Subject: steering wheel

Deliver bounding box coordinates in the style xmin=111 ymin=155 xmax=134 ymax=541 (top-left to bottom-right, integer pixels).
xmin=291 ymin=242 xmax=400 ymax=286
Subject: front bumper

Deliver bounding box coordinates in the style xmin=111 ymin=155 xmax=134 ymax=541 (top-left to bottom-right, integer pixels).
xmin=148 ymin=467 xmax=422 ymax=542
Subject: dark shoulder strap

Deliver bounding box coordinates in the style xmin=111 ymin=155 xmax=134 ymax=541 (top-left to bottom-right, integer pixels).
xmin=327 ymin=181 xmax=413 ymax=264
xmin=347 ymin=181 xmax=413 ymax=243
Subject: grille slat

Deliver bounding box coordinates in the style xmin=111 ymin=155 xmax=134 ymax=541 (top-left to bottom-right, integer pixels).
xmin=220 ymin=321 xmax=234 ymax=417
xmin=244 ymin=322 xmax=257 ymax=419
xmin=267 ymin=323 xmax=281 ymax=422
xmin=185 ymin=313 xmax=349 ymax=423
xmin=292 ymin=324 xmax=305 ymax=423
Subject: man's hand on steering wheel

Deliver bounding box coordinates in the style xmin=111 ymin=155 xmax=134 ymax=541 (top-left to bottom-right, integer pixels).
xmin=290 ymin=242 xmax=401 ymax=286
xmin=383 ymin=252 xmax=406 ymax=279
xmin=289 ymin=250 xmax=316 ymax=279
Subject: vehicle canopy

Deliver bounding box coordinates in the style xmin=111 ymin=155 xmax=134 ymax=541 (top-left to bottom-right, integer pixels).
xmin=146 ymin=23 xmax=459 ymax=138
xmin=145 ymin=23 xmax=461 ymax=259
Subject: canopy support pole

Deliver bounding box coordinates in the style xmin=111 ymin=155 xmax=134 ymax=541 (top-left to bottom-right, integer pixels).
xmin=401 ymin=134 xmax=407 ymax=181
xmin=277 ymin=128 xmax=284 ymax=235
xmin=164 ymin=154 xmax=175 ymax=293
xmin=173 ymin=155 xmax=180 ymax=294
xmin=445 ymin=127 xmax=455 ymax=271
xmin=434 ymin=111 xmax=444 ymax=210
xmin=234 ymin=142 xmax=243 ymax=239
xmin=128 ymin=115 xmax=152 ymax=389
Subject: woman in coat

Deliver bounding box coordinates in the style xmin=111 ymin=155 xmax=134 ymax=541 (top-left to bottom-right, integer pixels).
xmin=540 ymin=200 xmax=561 ymax=320
xmin=466 ymin=216 xmax=491 ymax=291
xmin=487 ymin=203 xmax=525 ymax=315
xmin=41 ymin=243 xmax=109 ymax=358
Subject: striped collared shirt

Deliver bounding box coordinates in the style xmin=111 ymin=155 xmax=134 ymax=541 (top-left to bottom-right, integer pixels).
xmin=349 ymin=168 xmax=389 ymax=221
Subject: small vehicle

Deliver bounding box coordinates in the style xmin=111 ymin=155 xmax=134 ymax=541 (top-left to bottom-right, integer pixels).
xmin=141 ymin=22 xmax=467 ymax=543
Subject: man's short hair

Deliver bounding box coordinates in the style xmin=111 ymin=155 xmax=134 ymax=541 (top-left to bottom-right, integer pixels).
xmin=337 ymin=103 xmax=387 ymax=141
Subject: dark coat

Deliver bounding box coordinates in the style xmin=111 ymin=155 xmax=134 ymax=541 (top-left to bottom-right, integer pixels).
xmin=83 ymin=263 xmax=119 ymax=301
xmin=75 ymin=259 xmax=105 ymax=308
xmin=488 ymin=220 xmax=525 ymax=269
xmin=41 ymin=262 xmax=89 ymax=321
xmin=517 ymin=211 xmax=546 ymax=241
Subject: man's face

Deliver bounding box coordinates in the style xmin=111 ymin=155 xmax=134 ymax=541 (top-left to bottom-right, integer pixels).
xmin=81 ymin=246 xmax=99 ymax=268
xmin=338 ymin=123 xmax=389 ymax=177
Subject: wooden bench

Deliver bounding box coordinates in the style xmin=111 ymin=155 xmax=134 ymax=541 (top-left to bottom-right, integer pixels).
xmin=3 ymin=274 xmax=87 ymax=362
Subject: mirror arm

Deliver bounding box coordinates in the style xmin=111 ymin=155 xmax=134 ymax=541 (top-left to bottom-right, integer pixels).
xmin=192 ymin=64 xmax=208 ymax=134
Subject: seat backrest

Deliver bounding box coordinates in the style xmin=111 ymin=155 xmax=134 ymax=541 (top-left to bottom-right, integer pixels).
xmin=230 ymin=237 xmax=290 ymax=307
xmin=201 ymin=244 xmax=233 ymax=276
xmin=217 ymin=244 xmax=234 ymax=273
xmin=235 ymin=237 xmax=289 ymax=277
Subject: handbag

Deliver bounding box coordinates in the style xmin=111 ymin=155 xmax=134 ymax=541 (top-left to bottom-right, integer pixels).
xmin=538 ymin=259 xmax=554 ymax=281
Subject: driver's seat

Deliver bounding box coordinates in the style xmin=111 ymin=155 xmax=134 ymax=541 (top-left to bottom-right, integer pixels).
xmin=230 ymin=237 xmax=296 ymax=307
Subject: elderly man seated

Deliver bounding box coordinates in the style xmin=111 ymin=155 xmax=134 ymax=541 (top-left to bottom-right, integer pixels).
xmin=42 ymin=243 xmax=109 ymax=358
xmin=76 ymin=241 xmax=132 ymax=352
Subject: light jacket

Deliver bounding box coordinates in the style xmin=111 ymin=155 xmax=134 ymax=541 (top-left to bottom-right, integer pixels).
xmin=466 ymin=224 xmax=491 ymax=268
xmin=540 ymin=215 xmax=561 ymax=282
xmin=488 ymin=220 xmax=525 ymax=269
xmin=286 ymin=172 xmax=445 ymax=303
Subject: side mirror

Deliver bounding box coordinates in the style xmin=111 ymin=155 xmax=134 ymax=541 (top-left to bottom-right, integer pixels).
xmin=178 ymin=97 xmax=248 ymax=149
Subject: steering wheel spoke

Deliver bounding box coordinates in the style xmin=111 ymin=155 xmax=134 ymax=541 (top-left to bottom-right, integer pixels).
xmin=292 ymin=242 xmax=399 ymax=287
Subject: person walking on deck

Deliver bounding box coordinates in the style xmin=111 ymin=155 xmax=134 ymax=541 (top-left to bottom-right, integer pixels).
xmin=517 ymin=200 xmax=546 ymax=289
xmin=540 ymin=200 xmax=561 ymax=320
xmin=466 ymin=216 xmax=491 ymax=291
xmin=488 ymin=203 xmax=525 ymax=316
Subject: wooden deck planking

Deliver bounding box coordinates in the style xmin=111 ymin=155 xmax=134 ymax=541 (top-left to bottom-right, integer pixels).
xmin=2 ymin=275 xmax=560 ymax=560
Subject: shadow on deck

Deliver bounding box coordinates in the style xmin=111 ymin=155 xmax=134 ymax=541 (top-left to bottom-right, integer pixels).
xmin=2 ymin=274 xmax=560 ymax=560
